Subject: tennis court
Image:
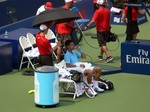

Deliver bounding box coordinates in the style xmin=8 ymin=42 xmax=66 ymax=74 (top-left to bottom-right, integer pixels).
xmin=0 ymin=15 xmax=150 ymax=112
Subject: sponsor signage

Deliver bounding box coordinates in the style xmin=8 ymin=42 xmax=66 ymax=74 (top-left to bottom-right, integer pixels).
xmin=121 ymin=40 xmax=150 ymax=75
xmin=111 ymin=13 xmax=148 ymax=25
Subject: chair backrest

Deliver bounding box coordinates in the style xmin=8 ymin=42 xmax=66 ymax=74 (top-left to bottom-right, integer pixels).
xmin=26 ymin=32 xmax=36 ymax=48
xmin=19 ymin=36 xmax=32 ymax=50
xmin=54 ymin=60 xmax=67 ymax=69
xmin=70 ymin=6 xmax=84 ymax=19
xmin=45 ymin=29 xmax=58 ymax=43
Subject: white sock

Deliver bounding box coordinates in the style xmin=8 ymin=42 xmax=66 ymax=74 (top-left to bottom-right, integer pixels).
xmin=93 ymin=81 xmax=99 ymax=88
xmin=88 ymin=84 xmax=93 ymax=88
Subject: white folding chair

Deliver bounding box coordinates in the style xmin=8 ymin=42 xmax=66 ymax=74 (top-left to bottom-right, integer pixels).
xmin=45 ymin=29 xmax=58 ymax=42
xmin=45 ymin=29 xmax=58 ymax=59
xmin=70 ymin=6 xmax=91 ymax=37
xmin=54 ymin=60 xmax=79 ymax=99
xmin=19 ymin=36 xmax=39 ymax=70
xmin=26 ymin=32 xmax=38 ymax=52
xmin=55 ymin=60 xmax=96 ymax=99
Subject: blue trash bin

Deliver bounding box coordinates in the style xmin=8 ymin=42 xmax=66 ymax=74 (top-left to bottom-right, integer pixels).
xmin=34 ymin=66 xmax=59 ymax=107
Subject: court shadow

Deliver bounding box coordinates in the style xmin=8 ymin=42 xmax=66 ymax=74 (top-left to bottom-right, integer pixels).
xmin=59 ymin=94 xmax=89 ymax=107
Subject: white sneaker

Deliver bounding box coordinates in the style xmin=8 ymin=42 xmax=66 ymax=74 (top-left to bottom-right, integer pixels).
xmin=87 ymin=88 xmax=97 ymax=96
xmin=93 ymin=89 xmax=98 ymax=96
xmin=77 ymin=90 xmax=84 ymax=97
xmin=95 ymin=87 xmax=104 ymax=93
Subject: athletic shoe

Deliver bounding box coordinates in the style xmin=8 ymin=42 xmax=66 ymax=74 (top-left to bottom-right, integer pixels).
xmin=92 ymin=85 xmax=104 ymax=93
xmin=87 ymin=88 xmax=97 ymax=96
xmin=92 ymin=89 xmax=98 ymax=96
xmin=95 ymin=87 xmax=104 ymax=93
xmin=105 ymin=56 xmax=113 ymax=63
xmin=77 ymin=90 xmax=84 ymax=97
xmin=97 ymin=55 xmax=103 ymax=61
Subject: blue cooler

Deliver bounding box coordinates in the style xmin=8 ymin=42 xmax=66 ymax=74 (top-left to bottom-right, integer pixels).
xmin=34 ymin=66 xmax=59 ymax=107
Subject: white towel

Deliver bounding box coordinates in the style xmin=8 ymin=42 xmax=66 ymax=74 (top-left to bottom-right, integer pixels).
xmin=110 ymin=7 xmax=122 ymax=13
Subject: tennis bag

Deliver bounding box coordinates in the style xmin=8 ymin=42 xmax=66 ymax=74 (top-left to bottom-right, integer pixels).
xmin=98 ymin=77 xmax=114 ymax=90
xmin=107 ymin=32 xmax=118 ymax=42
xmin=69 ymin=70 xmax=83 ymax=83
xmin=22 ymin=69 xmax=34 ymax=76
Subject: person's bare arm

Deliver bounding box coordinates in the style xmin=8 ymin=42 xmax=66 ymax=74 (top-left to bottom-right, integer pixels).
xmin=84 ymin=20 xmax=95 ymax=30
xmin=76 ymin=48 xmax=86 ymax=59
xmin=66 ymin=63 xmax=76 ymax=68
xmin=121 ymin=13 xmax=127 ymax=25
xmin=138 ymin=9 xmax=146 ymax=14
xmin=66 ymin=63 xmax=85 ymax=68
xmin=81 ymin=52 xmax=86 ymax=59
xmin=49 ymin=41 xmax=61 ymax=53
xmin=65 ymin=22 xmax=78 ymax=30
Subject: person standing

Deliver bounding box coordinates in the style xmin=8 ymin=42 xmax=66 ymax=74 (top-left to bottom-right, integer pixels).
xmin=121 ymin=6 xmax=145 ymax=40
xmin=85 ymin=0 xmax=113 ymax=63
xmin=55 ymin=0 xmax=79 ymax=62
xmin=36 ymin=24 xmax=61 ymax=66
xmin=36 ymin=2 xmax=62 ymax=63
xmin=36 ymin=2 xmax=53 ymax=15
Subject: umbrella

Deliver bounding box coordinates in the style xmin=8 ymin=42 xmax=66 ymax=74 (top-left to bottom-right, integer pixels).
xmin=0 ymin=0 xmax=7 ymax=3
xmin=32 ymin=7 xmax=81 ymax=27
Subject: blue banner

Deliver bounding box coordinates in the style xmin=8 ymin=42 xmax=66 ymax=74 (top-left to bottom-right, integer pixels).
xmin=74 ymin=0 xmax=94 ymax=20
xmin=121 ymin=40 xmax=150 ymax=75
xmin=111 ymin=13 xmax=148 ymax=25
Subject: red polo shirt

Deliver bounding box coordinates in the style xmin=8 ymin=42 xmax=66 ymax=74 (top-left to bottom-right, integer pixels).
xmin=56 ymin=5 xmax=73 ymax=34
xmin=123 ymin=7 xmax=139 ymax=21
xmin=92 ymin=7 xmax=110 ymax=31
xmin=36 ymin=32 xmax=52 ymax=55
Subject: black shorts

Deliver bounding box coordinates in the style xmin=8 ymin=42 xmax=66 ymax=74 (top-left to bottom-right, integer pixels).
xmin=126 ymin=21 xmax=139 ymax=35
xmin=97 ymin=31 xmax=109 ymax=47
xmin=126 ymin=21 xmax=139 ymax=40
xmin=57 ymin=34 xmax=72 ymax=46
xmin=39 ymin=54 xmax=53 ymax=66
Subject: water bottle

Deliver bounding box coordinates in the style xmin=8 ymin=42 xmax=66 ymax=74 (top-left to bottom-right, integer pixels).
xmin=4 ymin=31 xmax=8 ymax=38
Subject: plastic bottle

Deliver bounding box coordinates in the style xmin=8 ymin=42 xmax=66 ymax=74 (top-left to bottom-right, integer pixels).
xmin=4 ymin=31 xmax=8 ymax=38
